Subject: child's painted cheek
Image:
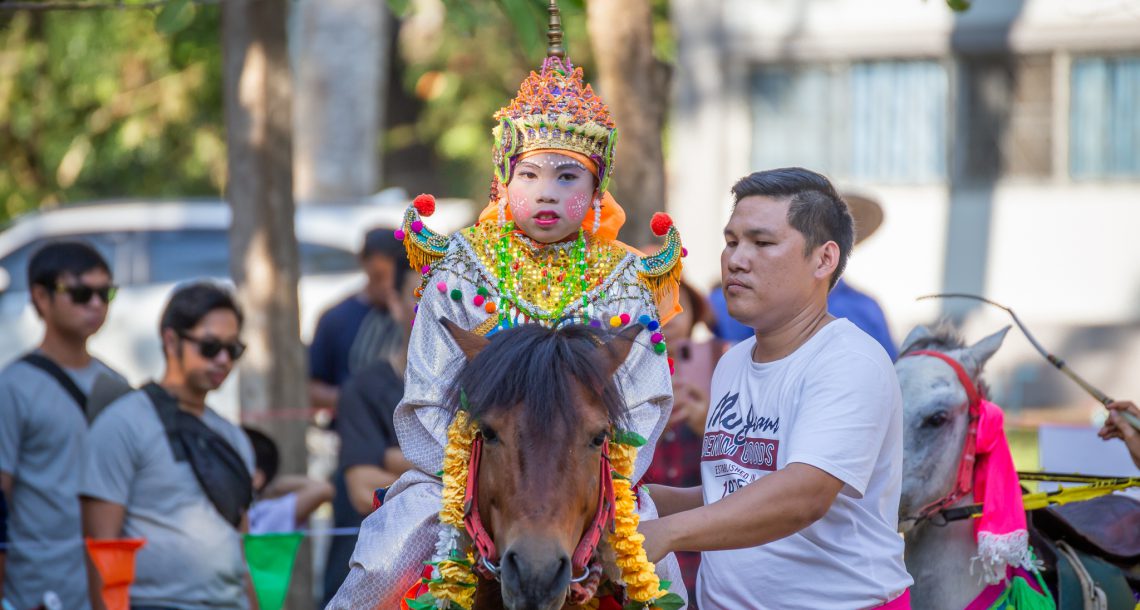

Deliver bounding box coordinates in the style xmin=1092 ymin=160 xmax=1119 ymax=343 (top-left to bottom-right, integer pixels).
xmin=566 ymin=193 xmax=589 ymax=220
xmin=509 ymin=194 xmax=532 ymax=221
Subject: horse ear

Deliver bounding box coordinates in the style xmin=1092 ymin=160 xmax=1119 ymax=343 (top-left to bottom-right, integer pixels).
xmin=597 ymin=324 xmax=643 ymax=377
xmin=961 ymin=325 xmax=1011 ymax=375
xmin=900 ymin=325 xmax=934 ymax=355
xmin=440 ymin=317 xmax=490 ymax=362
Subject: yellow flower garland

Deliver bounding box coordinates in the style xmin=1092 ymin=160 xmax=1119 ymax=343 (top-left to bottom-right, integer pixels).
xmin=606 ymin=441 xmax=668 ymax=603
xmin=411 ymin=414 xmax=674 ymax=610
xmin=427 ymin=411 xmax=478 ymax=609
xmin=439 ymin=411 xmax=476 ymax=528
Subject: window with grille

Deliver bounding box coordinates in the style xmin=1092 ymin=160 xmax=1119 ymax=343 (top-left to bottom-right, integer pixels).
xmin=1070 ymin=55 xmax=1140 ymax=179
xmin=751 ymin=60 xmax=948 ymax=184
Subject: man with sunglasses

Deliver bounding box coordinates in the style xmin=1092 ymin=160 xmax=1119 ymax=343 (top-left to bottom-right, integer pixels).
xmin=0 ymin=241 xmax=126 ymax=610
xmin=81 ymin=282 xmax=257 ymax=610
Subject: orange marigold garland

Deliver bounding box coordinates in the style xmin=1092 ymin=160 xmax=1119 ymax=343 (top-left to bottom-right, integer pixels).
xmin=608 ymin=430 xmax=685 ymax=609
xmin=404 ymin=408 xmax=478 ymax=610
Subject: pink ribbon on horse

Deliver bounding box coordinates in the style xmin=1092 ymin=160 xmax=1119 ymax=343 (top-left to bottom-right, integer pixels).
xmin=972 ymin=399 xmax=1033 ymax=584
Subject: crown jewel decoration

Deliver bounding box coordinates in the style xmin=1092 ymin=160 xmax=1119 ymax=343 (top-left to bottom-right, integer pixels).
xmin=491 ymin=57 xmax=618 ymax=193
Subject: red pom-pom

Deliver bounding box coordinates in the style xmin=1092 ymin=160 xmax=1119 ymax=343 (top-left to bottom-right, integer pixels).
xmin=650 ymin=212 xmax=673 ymax=236
xmin=413 ymin=193 xmax=436 ymax=217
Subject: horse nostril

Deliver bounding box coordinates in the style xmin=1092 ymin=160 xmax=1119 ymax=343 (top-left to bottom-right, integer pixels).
xmin=504 ymin=549 xmax=519 ymax=571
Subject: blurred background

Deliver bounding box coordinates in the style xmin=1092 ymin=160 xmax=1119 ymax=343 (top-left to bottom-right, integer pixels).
xmin=1 ymin=0 xmax=1138 ymax=605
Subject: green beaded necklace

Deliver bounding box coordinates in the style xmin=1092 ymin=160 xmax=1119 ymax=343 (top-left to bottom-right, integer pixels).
xmin=494 ymin=221 xmax=590 ymax=327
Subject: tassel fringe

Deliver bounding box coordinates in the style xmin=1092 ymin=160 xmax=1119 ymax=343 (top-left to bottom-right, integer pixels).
xmin=400 ymin=206 xmax=450 ymax=274
xmin=974 ymin=530 xmax=1034 ymax=585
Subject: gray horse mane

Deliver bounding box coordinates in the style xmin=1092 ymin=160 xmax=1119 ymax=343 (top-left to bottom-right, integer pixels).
xmin=899 ymin=323 xmax=990 ymax=393
xmin=899 ymin=323 xmax=965 ymax=356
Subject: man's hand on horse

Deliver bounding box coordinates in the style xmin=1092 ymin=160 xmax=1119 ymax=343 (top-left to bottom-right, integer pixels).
xmin=1099 ymin=400 xmax=1140 ymax=468
xmin=638 ymin=516 xmax=673 ymax=566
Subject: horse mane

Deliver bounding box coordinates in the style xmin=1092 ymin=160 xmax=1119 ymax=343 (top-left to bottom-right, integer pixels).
xmin=899 ymin=323 xmax=991 ymax=393
xmin=447 ymin=324 xmax=631 ymax=443
xmin=899 ymin=323 xmax=966 ymax=356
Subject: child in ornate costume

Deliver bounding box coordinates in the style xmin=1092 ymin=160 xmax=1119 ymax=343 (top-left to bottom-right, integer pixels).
xmin=327 ymin=12 xmax=686 ymax=608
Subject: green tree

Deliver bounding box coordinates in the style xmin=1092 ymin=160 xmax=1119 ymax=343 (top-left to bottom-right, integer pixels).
xmin=0 ymin=5 xmax=224 ymax=223
xmin=383 ymin=0 xmax=674 ymax=204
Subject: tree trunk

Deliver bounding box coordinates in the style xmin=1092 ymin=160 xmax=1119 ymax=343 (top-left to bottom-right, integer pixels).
xmin=293 ymin=0 xmax=391 ymax=203
xmin=586 ymin=0 xmax=670 ymax=245
xmin=222 ymin=0 xmax=311 ymax=606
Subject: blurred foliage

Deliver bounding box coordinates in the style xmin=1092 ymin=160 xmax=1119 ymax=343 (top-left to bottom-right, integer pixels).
xmin=0 ymin=3 xmax=224 ymax=224
xmin=0 ymin=0 xmax=673 ymax=222
xmin=384 ymin=0 xmax=674 ymax=200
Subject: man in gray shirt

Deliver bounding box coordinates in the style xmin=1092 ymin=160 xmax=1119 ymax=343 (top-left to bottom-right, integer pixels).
xmin=0 ymin=241 xmax=125 ymax=610
xmin=81 ymin=281 xmax=255 ymax=610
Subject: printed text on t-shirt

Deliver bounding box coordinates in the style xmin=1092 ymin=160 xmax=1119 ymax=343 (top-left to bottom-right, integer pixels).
xmin=703 ymin=391 xmax=780 ymax=498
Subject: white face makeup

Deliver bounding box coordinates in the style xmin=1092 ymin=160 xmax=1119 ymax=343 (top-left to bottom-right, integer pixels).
xmin=506 ymin=152 xmax=597 ymax=243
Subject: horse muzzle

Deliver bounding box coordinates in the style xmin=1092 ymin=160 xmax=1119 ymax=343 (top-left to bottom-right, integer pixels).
xmin=498 ymin=545 xmax=572 ymax=610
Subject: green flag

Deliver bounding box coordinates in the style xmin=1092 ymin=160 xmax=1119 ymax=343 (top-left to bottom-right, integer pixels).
xmin=243 ymin=532 xmax=304 ymax=610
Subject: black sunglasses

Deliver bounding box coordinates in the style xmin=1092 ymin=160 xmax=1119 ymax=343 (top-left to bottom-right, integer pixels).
xmin=55 ymin=282 xmax=117 ymax=305
xmin=177 ymin=332 xmax=246 ymax=361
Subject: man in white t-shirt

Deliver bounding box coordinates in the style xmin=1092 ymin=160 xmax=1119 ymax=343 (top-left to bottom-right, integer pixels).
xmin=641 ymin=167 xmax=913 ymax=609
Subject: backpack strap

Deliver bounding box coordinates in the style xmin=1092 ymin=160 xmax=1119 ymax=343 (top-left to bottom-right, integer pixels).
xmin=20 ymin=353 xmax=86 ymax=414
xmin=142 ymin=382 xmax=188 ymax=461
xmin=140 ymin=382 xmax=252 ymax=528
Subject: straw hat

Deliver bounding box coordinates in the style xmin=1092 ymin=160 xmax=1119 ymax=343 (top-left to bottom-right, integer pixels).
xmin=843 ymin=192 xmax=884 ymax=246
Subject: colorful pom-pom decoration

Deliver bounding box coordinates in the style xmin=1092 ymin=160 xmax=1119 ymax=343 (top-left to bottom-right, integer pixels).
xmin=473 ymin=295 xmax=485 ymax=307
xmin=650 ymin=212 xmax=673 ymax=237
xmin=647 ymin=320 xmax=660 ymax=332
xmin=589 ymin=319 xmax=602 ymax=328
xmin=411 ymin=220 xmax=424 ymax=234
xmin=653 ymin=342 xmax=667 ymax=355
xmin=477 ymin=286 xmax=489 ymax=297
xmin=609 ymin=315 xmax=622 ymax=328
xmin=450 ymin=289 xmax=462 ymax=301
xmin=394 ymin=229 xmax=406 ymax=241
xmin=650 ymin=332 xmax=664 ymax=344
xmin=484 ymin=301 xmax=497 ymax=314
xmin=436 ymin=282 xmax=447 ymax=293
xmin=413 ymin=193 xmax=436 ymax=217
xmin=682 ymin=247 xmax=689 ymax=258
xmin=619 ymin=313 xmax=631 ymax=325
xmin=668 ymin=357 xmax=675 ymax=376
xmin=638 ymin=314 xmax=652 ymax=326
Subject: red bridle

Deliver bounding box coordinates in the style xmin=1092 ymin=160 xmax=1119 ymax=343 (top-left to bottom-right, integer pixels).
xmin=903 ymin=350 xmax=983 ymax=524
xmin=463 ymin=433 xmax=617 ymax=585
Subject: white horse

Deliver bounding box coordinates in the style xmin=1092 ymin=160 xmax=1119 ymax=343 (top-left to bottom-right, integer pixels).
xmin=895 ymin=324 xmax=1010 ymax=610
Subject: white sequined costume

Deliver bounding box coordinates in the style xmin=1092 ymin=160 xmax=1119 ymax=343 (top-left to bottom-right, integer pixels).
xmin=326 ymin=224 xmax=688 ymax=609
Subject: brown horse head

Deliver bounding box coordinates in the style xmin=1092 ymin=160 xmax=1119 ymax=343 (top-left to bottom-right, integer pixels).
xmin=442 ymin=319 xmax=640 ymax=610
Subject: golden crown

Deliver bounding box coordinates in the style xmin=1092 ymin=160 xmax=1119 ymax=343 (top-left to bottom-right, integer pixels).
xmin=490 ymin=3 xmax=617 ymax=192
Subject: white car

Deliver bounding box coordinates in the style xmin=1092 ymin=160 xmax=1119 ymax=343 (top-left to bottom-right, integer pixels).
xmin=0 ymin=190 xmax=473 ymax=419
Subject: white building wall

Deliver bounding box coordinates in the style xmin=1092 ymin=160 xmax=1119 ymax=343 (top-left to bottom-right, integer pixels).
xmin=668 ymin=0 xmax=1140 ymax=413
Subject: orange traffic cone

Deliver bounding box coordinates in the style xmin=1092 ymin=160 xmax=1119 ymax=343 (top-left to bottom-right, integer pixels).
xmin=85 ymin=538 xmax=145 ymax=610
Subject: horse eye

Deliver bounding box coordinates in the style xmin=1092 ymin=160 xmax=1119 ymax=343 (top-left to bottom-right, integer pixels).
xmin=590 ymin=432 xmax=607 ymax=448
xmin=481 ymin=426 xmax=499 ymax=443
xmin=922 ymin=412 xmax=949 ymax=428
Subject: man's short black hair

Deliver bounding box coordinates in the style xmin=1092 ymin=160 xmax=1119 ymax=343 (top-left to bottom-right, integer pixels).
xmin=361 ymin=228 xmax=406 ymax=261
xmin=361 ymin=227 xmax=411 ymax=285
xmin=27 ymin=240 xmax=112 ymax=290
xmin=243 ymin=426 xmax=279 ymax=490
xmin=730 ymin=167 xmax=854 ymax=289
xmin=159 ymin=281 xmax=244 ymax=336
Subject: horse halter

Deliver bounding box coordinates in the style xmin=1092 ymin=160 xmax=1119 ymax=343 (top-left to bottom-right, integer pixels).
xmin=462 ymin=432 xmax=617 ymax=585
xmin=902 ymin=350 xmax=983 ymax=525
